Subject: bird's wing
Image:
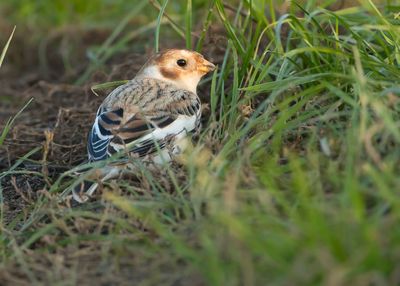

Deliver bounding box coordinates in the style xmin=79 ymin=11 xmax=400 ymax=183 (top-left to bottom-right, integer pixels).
xmin=87 ymin=92 xmax=200 ymax=161
xmin=107 ymin=111 xmax=178 ymax=158
xmin=87 ymin=107 xmax=123 ymax=161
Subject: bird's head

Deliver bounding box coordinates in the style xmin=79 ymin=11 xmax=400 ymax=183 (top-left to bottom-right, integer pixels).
xmin=137 ymin=49 xmax=215 ymax=93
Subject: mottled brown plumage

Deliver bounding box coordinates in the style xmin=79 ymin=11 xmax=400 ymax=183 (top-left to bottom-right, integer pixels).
xmin=72 ymin=49 xmax=215 ymax=203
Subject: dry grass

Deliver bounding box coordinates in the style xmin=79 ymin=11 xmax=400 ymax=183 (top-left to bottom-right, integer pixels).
xmin=1 ymin=1 xmax=400 ymax=285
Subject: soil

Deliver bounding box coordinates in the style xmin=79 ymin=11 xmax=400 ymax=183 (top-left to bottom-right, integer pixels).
xmin=0 ymin=24 xmax=226 ymax=224
xmin=0 ymin=19 xmax=227 ymax=283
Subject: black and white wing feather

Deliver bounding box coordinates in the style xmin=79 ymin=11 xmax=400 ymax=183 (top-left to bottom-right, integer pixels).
xmin=88 ymin=107 xmax=123 ymax=161
xmin=87 ymin=82 xmax=201 ymax=162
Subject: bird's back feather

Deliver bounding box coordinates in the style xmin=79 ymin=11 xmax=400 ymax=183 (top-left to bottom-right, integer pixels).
xmin=87 ymin=78 xmax=201 ymax=162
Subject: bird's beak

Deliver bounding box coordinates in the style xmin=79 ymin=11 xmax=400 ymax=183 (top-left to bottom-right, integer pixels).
xmin=198 ymin=59 xmax=216 ymax=73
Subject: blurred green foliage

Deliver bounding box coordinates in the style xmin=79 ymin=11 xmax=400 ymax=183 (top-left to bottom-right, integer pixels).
xmin=2 ymin=0 xmax=148 ymax=27
xmin=1 ymin=0 xmax=400 ymax=285
xmin=0 ymin=0 xmax=212 ymax=29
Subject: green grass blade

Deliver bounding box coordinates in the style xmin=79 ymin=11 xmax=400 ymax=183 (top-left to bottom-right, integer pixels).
xmin=0 ymin=26 xmax=16 ymax=68
xmin=155 ymin=0 xmax=169 ymax=52
xmin=0 ymin=98 xmax=34 ymax=147
xmin=185 ymin=0 xmax=192 ymax=49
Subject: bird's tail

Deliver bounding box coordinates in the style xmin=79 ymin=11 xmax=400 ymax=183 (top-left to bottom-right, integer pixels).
xmin=72 ymin=180 xmax=99 ymax=203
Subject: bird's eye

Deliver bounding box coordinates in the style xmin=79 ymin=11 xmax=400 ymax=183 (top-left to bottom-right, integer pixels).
xmin=177 ymin=59 xmax=187 ymax=67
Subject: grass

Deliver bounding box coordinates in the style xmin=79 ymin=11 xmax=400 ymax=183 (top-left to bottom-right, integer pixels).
xmin=0 ymin=26 xmax=18 ymax=147
xmin=1 ymin=0 xmax=400 ymax=285
xmin=0 ymin=26 xmax=15 ymax=69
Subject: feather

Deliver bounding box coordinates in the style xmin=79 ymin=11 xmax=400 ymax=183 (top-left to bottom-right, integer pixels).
xmin=87 ymin=78 xmax=201 ymax=162
xmin=73 ymin=49 xmax=215 ymax=203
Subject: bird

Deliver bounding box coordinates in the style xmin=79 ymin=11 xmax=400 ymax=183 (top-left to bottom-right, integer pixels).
xmin=72 ymin=49 xmax=215 ymax=203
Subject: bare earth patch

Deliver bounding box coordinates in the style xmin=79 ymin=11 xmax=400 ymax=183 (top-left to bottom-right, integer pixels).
xmin=0 ymin=24 xmax=225 ymax=284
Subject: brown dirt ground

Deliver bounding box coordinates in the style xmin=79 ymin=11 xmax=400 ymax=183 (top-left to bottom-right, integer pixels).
xmin=0 ymin=2 xmax=357 ymax=283
xmin=0 ymin=0 xmax=352 ymax=227
xmin=0 ymin=24 xmax=225 ymax=217
xmin=0 ymin=23 xmax=226 ymax=284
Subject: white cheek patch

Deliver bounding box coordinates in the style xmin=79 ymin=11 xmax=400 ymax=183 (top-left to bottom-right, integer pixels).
xmin=141 ymin=66 xmax=164 ymax=79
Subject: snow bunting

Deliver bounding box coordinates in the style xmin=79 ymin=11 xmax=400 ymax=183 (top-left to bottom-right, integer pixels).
xmin=72 ymin=49 xmax=215 ymax=203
